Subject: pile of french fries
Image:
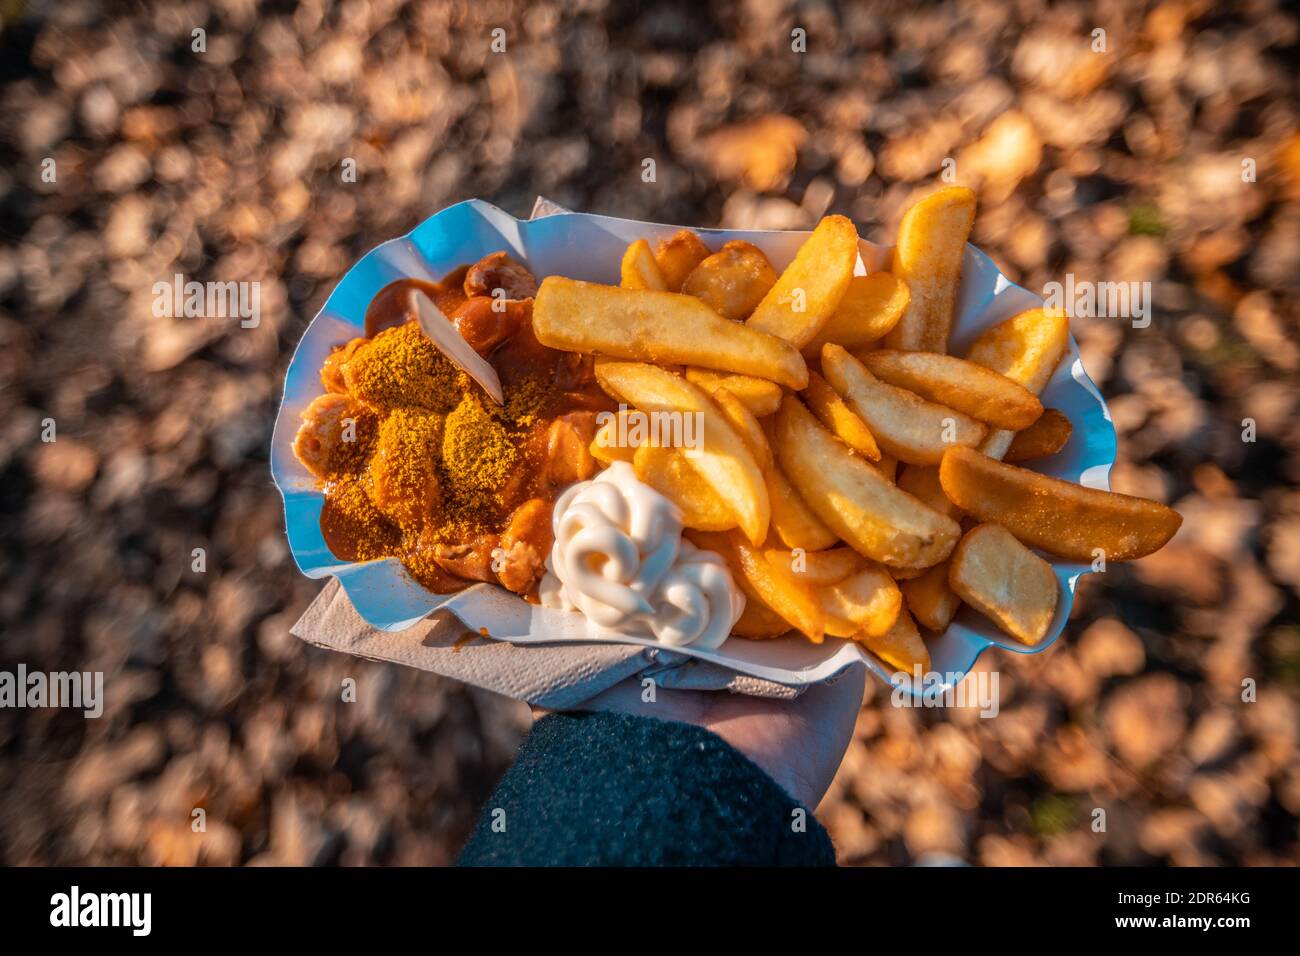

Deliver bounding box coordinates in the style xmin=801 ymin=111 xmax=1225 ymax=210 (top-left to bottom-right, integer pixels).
xmin=533 ymin=187 xmax=1183 ymax=673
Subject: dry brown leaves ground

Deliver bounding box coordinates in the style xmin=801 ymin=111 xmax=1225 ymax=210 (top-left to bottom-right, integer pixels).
xmin=0 ymin=0 xmax=1297 ymax=865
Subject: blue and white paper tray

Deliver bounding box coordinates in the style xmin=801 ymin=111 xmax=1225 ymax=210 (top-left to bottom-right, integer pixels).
xmin=270 ymin=199 xmax=1117 ymax=692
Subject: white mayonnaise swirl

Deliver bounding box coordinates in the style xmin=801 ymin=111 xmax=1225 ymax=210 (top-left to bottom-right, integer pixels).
xmin=538 ymin=461 xmax=744 ymax=649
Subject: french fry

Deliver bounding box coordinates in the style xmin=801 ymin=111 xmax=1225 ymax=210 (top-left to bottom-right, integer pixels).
xmin=732 ymin=598 xmax=791 ymax=639
xmin=872 ymin=454 xmax=899 ymax=483
xmin=591 ymin=409 xmax=638 ymax=465
xmin=901 ymin=560 xmax=961 ymax=631
xmin=948 ymin=523 xmax=1058 ymax=645
xmin=803 ymin=370 xmax=881 ymax=460
xmin=965 ymin=307 xmax=1070 ymax=460
xmin=1005 ymin=408 xmax=1073 ymax=462
xmin=773 ymin=396 xmax=961 ymax=568
xmin=888 ymin=565 xmax=926 ymax=580
xmin=595 ymin=360 xmax=770 ymax=545
xmin=620 ymin=238 xmax=669 ymax=291
xmin=939 ymin=446 xmax=1183 ymax=561
xmin=858 ymin=608 xmax=930 ymax=673
xmin=965 ymin=307 xmax=1070 ymax=390
xmin=761 ymin=546 xmax=866 ymax=585
xmin=804 ymin=272 xmax=910 ymax=355
xmin=822 ymin=344 xmax=985 ymax=465
xmin=763 ymin=460 xmax=840 ymax=551
xmin=896 ymin=465 xmax=962 ymax=520
xmin=681 ymin=240 xmax=778 ymax=321
xmin=634 ymin=445 xmax=736 ymax=531
xmin=694 ymin=530 xmax=825 ymax=643
xmin=820 ymin=565 xmax=902 ymax=638
xmin=883 ymin=186 xmax=976 ymax=353
xmin=746 ymin=215 xmax=859 ymax=348
xmin=710 ymin=385 xmax=773 ymax=470
xmin=535 ymin=277 xmax=809 ymax=389
xmin=684 ymin=368 xmax=782 ymax=416
xmin=735 ymin=537 xmax=825 ymax=644
xmin=860 ymin=350 xmax=1044 ymax=430
xmin=654 ymin=229 xmax=712 ymax=292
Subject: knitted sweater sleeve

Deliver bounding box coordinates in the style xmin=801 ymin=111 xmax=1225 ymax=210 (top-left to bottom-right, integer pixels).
xmin=458 ymin=711 xmax=836 ymax=866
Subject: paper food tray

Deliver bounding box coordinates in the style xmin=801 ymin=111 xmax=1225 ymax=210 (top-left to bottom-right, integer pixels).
xmin=270 ymin=198 xmax=1116 ymax=692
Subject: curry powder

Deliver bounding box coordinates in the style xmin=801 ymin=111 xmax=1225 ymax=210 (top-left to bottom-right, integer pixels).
xmin=316 ymin=319 xmax=555 ymax=565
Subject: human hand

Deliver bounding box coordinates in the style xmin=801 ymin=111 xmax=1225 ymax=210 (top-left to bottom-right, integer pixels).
xmin=541 ymin=663 xmax=866 ymax=810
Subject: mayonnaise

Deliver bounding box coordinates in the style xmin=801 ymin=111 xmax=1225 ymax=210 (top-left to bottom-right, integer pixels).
xmin=538 ymin=461 xmax=744 ymax=649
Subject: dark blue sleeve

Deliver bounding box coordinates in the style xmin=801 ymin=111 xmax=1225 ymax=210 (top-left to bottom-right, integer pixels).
xmin=458 ymin=711 xmax=837 ymax=866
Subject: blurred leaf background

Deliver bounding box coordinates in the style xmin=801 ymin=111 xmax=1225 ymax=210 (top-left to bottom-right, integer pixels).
xmin=0 ymin=0 xmax=1297 ymax=865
